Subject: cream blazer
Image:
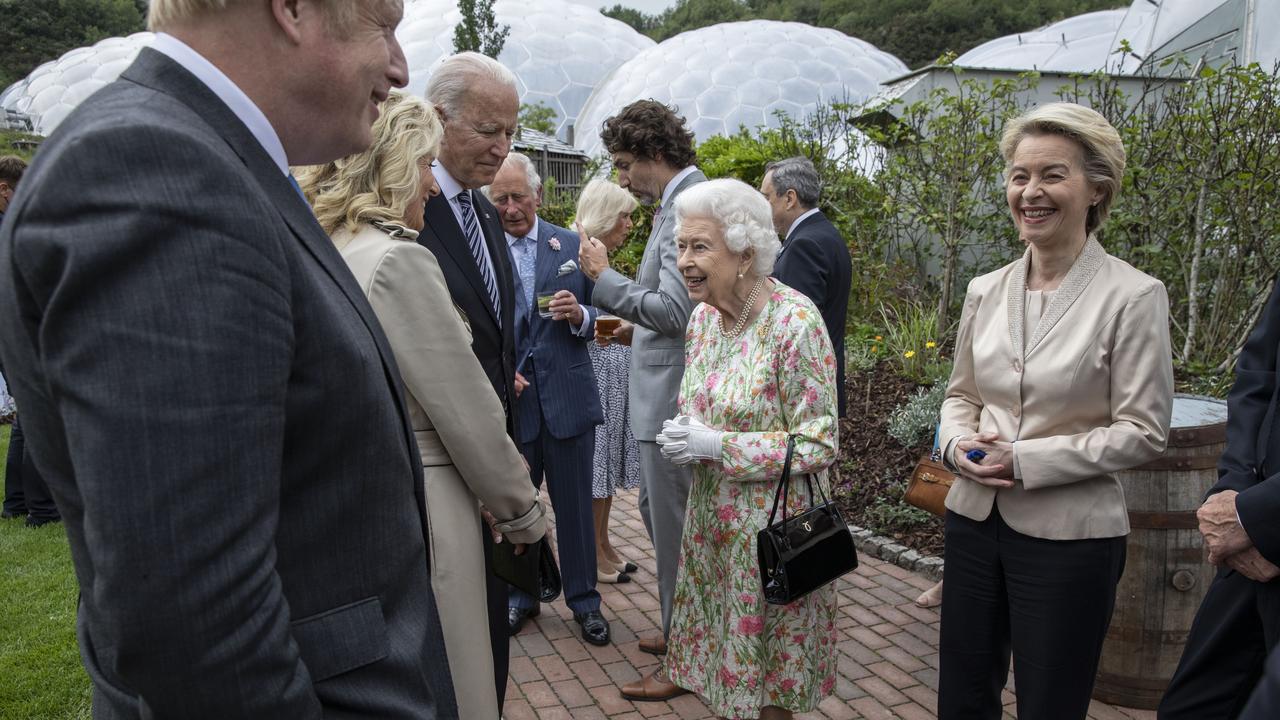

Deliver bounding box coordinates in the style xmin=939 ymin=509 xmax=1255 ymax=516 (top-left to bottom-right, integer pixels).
xmin=940 ymin=238 xmax=1174 ymax=540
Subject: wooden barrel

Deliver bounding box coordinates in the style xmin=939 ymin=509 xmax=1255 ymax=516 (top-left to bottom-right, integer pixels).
xmin=1093 ymin=394 xmax=1228 ymax=709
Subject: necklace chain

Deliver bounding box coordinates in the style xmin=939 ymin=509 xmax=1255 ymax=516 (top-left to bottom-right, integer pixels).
xmin=719 ymin=277 xmax=764 ymax=339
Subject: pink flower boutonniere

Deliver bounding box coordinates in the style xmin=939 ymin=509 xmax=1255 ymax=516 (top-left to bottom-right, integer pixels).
xmin=548 ymin=237 xmax=562 ymax=252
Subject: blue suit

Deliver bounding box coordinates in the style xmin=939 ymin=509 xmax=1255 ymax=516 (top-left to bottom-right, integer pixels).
xmin=508 ymin=218 xmax=605 ymax=614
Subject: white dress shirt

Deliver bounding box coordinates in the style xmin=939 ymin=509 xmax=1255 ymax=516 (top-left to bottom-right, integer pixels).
xmin=151 ymin=33 xmax=289 ymax=176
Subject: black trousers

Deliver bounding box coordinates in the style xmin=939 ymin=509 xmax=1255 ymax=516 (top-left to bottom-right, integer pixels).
xmin=481 ymin=524 xmax=508 ymax=714
xmin=1159 ymin=569 xmax=1280 ymax=719
xmin=938 ymin=508 xmax=1126 ymax=720
xmin=3 ymin=415 xmax=58 ymax=520
xmin=1240 ymin=642 xmax=1280 ymax=720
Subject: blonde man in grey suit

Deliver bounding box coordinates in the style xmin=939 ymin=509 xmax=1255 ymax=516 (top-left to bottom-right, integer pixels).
xmin=299 ymin=92 xmax=546 ymax=720
xmin=580 ymin=99 xmax=704 ymax=702
xmin=0 ymin=1 xmax=464 ymax=717
xmin=937 ymin=103 xmax=1173 ymax=719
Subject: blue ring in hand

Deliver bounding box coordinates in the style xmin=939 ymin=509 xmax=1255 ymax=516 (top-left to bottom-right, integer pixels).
xmin=966 ymin=449 xmax=987 ymax=463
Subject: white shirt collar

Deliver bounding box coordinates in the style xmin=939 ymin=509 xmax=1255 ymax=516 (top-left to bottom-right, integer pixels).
xmin=505 ymin=217 xmax=541 ymax=247
xmin=150 ymin=33 xmax=289 ymax=176
xmin=433 ymin=163 xmax=468 ymax=203
xmin=784 ymin=207 xmax=821 ymax=242
xmin=660 ymin=166 xmax=699 ymax=209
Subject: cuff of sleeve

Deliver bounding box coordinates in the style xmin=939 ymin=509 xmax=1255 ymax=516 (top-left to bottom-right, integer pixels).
xmin=1238 ymin=477 xmax=1280 ymax=564
xmin=575 ymin=304 xmax=592 ymax=337
xmin=492 ymin=500 xmax=545 ymax=537
xmin=1012 ymin=444 xmax=1022 ymax=480
xmin=943 ymin=437 xmax=961 ymax=472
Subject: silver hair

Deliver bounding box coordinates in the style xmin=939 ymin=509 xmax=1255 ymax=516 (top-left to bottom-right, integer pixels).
xmin=673 ymin=178 xmax=780 ymax=277
xmin=425 ymin=51 xmax=518 ymax=119
xmin=481 ymin=153 xmax=542 ymax=202
xmin=764 ymin=156 xmax=820 ymax=208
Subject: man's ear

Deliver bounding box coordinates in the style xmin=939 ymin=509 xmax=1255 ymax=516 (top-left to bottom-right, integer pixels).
xmin=535 ymin=185 xmax=544 ymax=208
xmin=270 ymin=0 xmax=307 ymax=44
xmin=434 ymin=104 xmax=449 ymax=123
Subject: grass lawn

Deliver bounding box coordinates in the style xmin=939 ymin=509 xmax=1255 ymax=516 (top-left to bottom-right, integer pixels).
xmin=0 ymin=423 xmax=92 ymax=719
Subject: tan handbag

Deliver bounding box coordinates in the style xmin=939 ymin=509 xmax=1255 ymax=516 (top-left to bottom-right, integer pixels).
xmin=904 ymin=451 xmax=955 ymax=518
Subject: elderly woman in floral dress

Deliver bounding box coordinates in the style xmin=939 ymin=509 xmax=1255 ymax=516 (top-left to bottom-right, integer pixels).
xmin=655 ymin=178 xmax=840 ymax=720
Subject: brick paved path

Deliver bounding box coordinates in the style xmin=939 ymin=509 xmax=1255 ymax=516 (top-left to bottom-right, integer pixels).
xmin=503 ymin=489 xmax=1157 ymax=720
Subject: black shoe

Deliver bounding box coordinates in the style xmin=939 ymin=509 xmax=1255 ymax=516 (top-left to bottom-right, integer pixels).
xmin=507 ymin=605 xmax=540 ymax=636
xmin=573 ymin=610 xmax=610 ymax=646
xmin=1 ymin=509 xmax=26 ymax=520
xmin=24 ymin=515 xmax=60 ymax=529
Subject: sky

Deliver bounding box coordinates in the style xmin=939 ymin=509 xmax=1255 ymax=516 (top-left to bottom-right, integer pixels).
xmin=565 ymin=0 xmax=676 ymax=15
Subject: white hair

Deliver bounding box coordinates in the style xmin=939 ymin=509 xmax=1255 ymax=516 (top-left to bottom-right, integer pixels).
xmin=673 ymin=178 xmax=780 ymax=276
xmin=425 ymin=51 xmax=518 ymax=119
xmin=573 ymin=178 xmax=638 ymax=238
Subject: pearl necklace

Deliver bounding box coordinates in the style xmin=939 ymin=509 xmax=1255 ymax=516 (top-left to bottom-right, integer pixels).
xmin=719 ymin=277 xmax=765 ymax=339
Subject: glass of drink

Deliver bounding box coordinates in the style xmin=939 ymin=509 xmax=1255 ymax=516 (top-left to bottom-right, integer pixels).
xmin=537 ymin=293 xmax=556 ymax=319
xmin=595 ymin=314 xmax=621 ymax=345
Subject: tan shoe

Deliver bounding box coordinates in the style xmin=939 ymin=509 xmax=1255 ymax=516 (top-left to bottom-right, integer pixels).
xmin=914 ymin=580 xmax=943 ymax=609
xmin=638 ymin=634 xmax=667 ymax=655
xmin=620 ymin=667 xmax=688 ymax=702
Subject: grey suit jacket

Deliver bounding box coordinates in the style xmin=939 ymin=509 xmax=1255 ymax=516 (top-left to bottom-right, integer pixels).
xmin=591 ymin=170 xmax=705 ymax=441
xmin=0 ymin=49 xmax=456 ymax=718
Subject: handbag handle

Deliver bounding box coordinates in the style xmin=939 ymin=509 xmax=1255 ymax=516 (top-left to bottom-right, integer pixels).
xmin=767 ymin=434 xmax=835 ymax=529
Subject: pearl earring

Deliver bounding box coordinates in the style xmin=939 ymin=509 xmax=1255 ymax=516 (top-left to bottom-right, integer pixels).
xmin=738 ymin=272 xmax=744 ymax=279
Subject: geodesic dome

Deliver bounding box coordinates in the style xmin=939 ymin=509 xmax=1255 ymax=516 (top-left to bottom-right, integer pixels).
xmin=398 ymin=0 xmax=655 ymax=139
xmin=0 ymin=0 xmax=653 ymax=139
xmin=956 ymin=10 xmax=1127 ymax=73
xmin=572 ymin=20 xmax=908 ymax=159
xmin=954 ymin=0 xmax=1280 ymax=75
xmin=1 ymin=33 xmax=154 ymax=136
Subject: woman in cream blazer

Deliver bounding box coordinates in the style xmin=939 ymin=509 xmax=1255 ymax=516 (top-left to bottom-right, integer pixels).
xmin=298 ymin=93 xmax=545 ymax=720
xmin=936 ymin=103 xmax=1173 ymax=720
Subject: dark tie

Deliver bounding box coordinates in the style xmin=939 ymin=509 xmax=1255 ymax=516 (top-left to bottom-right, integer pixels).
xmin=456 ymin=189 xmax=502 ymax=323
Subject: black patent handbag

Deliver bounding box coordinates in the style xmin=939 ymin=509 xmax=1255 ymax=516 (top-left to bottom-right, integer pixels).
xmin=757 ymin=434 xmax=858 ymax=605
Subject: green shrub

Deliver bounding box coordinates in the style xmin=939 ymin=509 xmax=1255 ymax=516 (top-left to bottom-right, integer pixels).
xmin=887 ymin=383 xmax=946 ymax=449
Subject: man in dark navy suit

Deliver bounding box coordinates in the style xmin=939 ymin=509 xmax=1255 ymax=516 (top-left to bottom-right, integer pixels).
xmin=488 ymin=153 xmax=610 ymax=645
xmin=420 ymin=50 xmax=525 ymax=711
xmin=760 ymin=156 xmax=851 ymax=417
xmin=1161 ymin=277 xmax=1280 ymax=719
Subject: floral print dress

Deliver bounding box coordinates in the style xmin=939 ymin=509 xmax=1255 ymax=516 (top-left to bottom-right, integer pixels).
xmin=666 ymin=283 xmax=840 ymax=719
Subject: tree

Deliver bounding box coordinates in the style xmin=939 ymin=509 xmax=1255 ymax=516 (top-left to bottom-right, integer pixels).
xmin=519 ymin=102 xmax=558 ymax=135
xmin=601 ymin=4 xmax=659 ymax=34
xmin=452 ymin=0 xmax=509 ymax=59
xmin=0 ymin=0 xmax=145 ymax=89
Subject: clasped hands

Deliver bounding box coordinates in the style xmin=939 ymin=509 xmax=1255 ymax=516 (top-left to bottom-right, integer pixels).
xmin=1197 ymin=490 xmax=1279 ymax=582
xmin=656 ymin=415 xmax=722 ymax=465
xmin=953 ymin=432 xmax=1016 ymax=489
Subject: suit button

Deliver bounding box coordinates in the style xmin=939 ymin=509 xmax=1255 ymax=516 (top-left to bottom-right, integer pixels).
xmin=1010 ymin=405 xmax=1021 ymax=418
xmin=1012 ymin=359 xmax=1022 ymax=373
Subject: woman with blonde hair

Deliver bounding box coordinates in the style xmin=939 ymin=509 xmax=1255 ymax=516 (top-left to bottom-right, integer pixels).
xmin=937 ymin=102 xmax=1172 ymax=719
xmin=573 ymin=178 xmax=642 ymax=583
xmin=297 ymin=92 xmax=545 ymax=720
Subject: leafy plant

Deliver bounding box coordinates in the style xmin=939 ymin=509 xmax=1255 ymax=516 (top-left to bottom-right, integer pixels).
xmin=887 ymin=382 xmax=947 ymax=448
xmin=862 ymin=475 xmax=935 ymax=532
xmin=878 ymin=301 xmax=946 ymax=383
xmin=519 ymin=102 xmax=558 ymax=136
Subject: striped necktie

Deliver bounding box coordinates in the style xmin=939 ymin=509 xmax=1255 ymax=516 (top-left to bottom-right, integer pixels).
xmin=456 ymin=189 xmax=502 ymax=323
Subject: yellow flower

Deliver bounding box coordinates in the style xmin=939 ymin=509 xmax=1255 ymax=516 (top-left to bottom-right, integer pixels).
xmin=871 ymin=345 xmax=879 ymax=354
xmin=874 ymin=335 xmax=883 ymax=341
xmin=904 ymin=350 xmax=916 ymax=358
xmin=926 ymin=341 xmax=936 ymax=349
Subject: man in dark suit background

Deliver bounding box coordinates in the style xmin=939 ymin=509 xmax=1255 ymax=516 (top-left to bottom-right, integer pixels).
xmin=760 ymin=156 xmax=852 ymax=417
xmin=421 ymin=50 xmax=523 ymax=710
xmin=488 ymin=153 xmax=611 ymax=645
xmin=0 ymin=1 xmax=458 ymax=717
xmin=0 ymin=154 xmax=59 ymax=528
xmin=1160 ymin=277 xmax=1280 ymax=719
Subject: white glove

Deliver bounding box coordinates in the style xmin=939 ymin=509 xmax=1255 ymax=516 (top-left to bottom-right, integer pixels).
xmin=656 ymin=415 xmax=723 ymax=465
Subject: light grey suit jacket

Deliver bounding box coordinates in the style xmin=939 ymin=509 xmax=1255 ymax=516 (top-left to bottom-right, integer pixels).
xmin=940 ymin=238 xmax=1174 ymax=540
xmin=591 ymin=170 xmax=706 ymax=441
xmin=0 ymin=50 xmax=456 ymax=718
